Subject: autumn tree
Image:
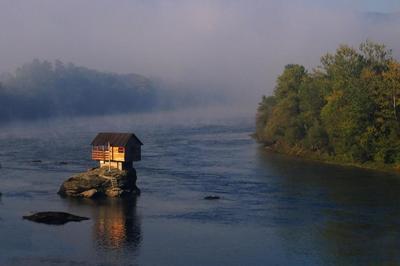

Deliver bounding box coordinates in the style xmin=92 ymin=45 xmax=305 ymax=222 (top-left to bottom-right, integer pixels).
xmin=256 ymin=41 xmax=400 ymax=168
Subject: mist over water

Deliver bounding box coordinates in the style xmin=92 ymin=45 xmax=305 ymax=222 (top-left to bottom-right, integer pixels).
xmin=0 ymin=1 xmax=399 ymax=107
xmin=0 ymin=105 xmax=254 ymax=140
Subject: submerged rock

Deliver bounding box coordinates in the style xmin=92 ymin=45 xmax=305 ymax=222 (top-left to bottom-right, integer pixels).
xmin=204 ymin=195 xmax=220 ymax=200
xmin=23 ymin=212 xmax=89 ymax=225
xmin=58 ymin=167 xmax=140 ymax=198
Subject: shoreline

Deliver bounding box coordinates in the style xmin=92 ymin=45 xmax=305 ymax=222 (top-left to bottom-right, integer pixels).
xmin=257 ymin=141 xmax=400 ymax=175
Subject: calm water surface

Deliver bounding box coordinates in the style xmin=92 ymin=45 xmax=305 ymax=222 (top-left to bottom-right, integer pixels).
xmin=1 ymin=111 xmax=400 ymax=265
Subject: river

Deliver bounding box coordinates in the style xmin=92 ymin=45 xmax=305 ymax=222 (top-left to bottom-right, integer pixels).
xmin=1 ymin=109 xmax=400 ymax=265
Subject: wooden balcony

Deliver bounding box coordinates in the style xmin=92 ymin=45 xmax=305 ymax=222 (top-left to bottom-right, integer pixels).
xmin=92 ymin=150 xmax=111 ymax=161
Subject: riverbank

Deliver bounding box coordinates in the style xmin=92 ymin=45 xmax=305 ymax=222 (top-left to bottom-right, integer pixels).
xmin=258 ymin=140 xmax=400 ymax=174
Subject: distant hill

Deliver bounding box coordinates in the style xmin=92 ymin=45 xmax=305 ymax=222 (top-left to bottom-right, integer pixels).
xmin=0 ymin=60 xmax=157 ymax=123
xmin=0 ymin=60 xmax=227 ymax=124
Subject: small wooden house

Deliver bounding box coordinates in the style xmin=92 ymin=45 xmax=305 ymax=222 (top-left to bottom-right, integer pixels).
xmin=91 ymin=132 xmax=143 ymax=170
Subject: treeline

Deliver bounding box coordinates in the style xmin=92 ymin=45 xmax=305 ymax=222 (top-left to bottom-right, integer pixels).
xmin=255 ymin=41 xmax=400 ymax=169
xmin=0 ymin=59 xmax=156 ymax=122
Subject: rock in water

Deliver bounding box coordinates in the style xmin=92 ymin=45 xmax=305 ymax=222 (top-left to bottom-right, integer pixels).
xmin=23 ymin=212 xmax=89 ymax=225
xmin=204 ymin=195 xmax=220 ymax=200
xmin=58 ymin=167 xmax=140 ymax=198
xmin=80 ymin=189 xmax=99 ymax=198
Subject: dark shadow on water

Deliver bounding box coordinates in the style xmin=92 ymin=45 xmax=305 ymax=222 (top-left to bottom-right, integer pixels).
xmin=256 ymin=147 xmax=400 ymax=207
xmin=256 ymin=147 xmax=400 ymax=264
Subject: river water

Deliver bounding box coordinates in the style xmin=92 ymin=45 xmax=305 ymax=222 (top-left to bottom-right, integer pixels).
xmin=1 ymin=109 xmax=400 ymax=265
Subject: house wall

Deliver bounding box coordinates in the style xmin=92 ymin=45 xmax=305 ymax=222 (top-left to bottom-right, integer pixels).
xmin=100 ymin=160 xmax=122 ymax=170
xmin=93 ymin=137 xmax=142 ymax=166
xmin=125 ymin=143 xmax=141 ymax=162
xmin=99 ymin=160 xmax=132 ymax=170
xmin=111 ymin=146 xmax=125 ymax=162
xmin=92 ymin=147 xmax=125 ymax=162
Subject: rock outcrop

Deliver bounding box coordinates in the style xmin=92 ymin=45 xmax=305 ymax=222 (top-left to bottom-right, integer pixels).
xmin=23 ymin=212 xmax=89 ymax=225
xmin=58 ymin=167 xmax=140 ymax=198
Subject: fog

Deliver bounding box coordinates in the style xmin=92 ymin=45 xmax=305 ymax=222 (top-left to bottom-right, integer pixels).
xmin=0 ymin=0 xmax=399 ymax=107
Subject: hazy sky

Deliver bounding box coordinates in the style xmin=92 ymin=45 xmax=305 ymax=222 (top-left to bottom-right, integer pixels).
xmin=0 ymin=0 xmax=399 ymax=106
xmin=303 ymin=0 xmax=400 ymax=12
xmin=358 ymin=0 xmax=400 ymax=12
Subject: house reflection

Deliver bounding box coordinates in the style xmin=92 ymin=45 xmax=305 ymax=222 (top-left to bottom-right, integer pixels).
xmin=66 ymin=197 xmax=142 ymax=251
xmin=92 ymin=197 xmax=141 ymax=250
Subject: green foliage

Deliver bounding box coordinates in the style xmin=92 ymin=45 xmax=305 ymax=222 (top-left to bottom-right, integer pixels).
xmin=256 ymin=95 xmax=276 ymax=142
xmin=256 ymin=41 xmax=400 ymax=168
xmin=257 ymin=64 xmax=307 ymax=144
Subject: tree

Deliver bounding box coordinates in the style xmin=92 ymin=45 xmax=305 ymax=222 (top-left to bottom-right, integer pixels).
xmin=255 ymin=41 xmax=400 ymax=168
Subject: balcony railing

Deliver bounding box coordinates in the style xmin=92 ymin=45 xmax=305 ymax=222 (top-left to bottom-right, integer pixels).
xmin=92 ymin=150 xmax=111 ymax=161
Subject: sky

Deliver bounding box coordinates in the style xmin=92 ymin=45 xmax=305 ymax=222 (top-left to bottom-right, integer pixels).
xmin=0 ymin=0 xmax=399 ymax=106
xmin=303 ymin=0 xmax=400 ymax=12
xmin=362 ymin=0 xmax=400 ymax=12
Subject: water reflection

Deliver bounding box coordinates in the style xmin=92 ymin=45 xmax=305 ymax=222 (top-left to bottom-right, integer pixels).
xmin=67 ymin=197 xmax=141 ymax=252
xmin=92 ymin=198 xmax=141 ymax=251
xmin=256 ymin=148 xmax=400 ymax=264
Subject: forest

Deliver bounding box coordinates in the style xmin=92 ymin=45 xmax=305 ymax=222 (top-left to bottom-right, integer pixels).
xmin=0 ymin=59 xmax=157 ymax=123
xmin=255 ymin=41 xmax=400 ymax=170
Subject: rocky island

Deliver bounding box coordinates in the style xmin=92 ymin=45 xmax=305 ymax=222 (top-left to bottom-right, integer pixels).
xmin=58 ymin=167 xmax=140 ymax=198
xmin=58 ymin=132 xmax=143 ymax=198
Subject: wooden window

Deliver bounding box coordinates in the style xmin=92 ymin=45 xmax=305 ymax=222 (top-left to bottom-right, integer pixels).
xmin=118 ymin=147 xmax=124 ymax=153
